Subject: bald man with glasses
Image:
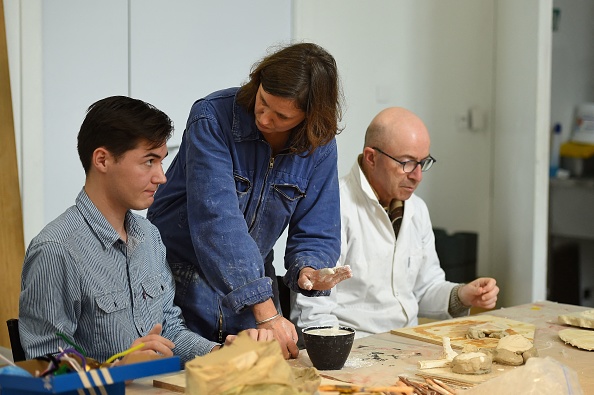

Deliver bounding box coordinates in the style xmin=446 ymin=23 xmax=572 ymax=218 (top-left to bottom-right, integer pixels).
xmin=292 ymin=107 xmax=499 ymax=339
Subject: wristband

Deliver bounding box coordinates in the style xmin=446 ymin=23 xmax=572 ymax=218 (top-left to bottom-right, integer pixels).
xmin=255 ymin=312 xmax=281 ymax=325
xmin=448 ymin=284 xmax=470 ymax=317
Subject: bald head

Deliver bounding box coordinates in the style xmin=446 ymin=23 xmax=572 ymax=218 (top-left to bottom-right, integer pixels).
xmin=364 ymin=107 xmax=429 ymax=150
xmin=361 ymin=107 xmax=431 ymax=205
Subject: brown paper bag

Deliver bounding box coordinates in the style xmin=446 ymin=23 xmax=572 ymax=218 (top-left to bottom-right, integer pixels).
xmin=185 ymin=332 xmax=320 ymax=395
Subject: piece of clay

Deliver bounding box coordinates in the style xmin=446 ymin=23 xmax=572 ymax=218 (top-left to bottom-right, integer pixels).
xmin=558 ymin=328 xmax=594 ymax=351
xmin=466 ymin=323 xmax=509 ymax=340
xmin=496 ymin=334 xmax=533 ymax=354
xmin=477 ymin=347 xmax=496 ymax=359
xmin=493 ymin=348 xmax=523 ymax=366
xmin=558 ymin=309 xmax=594 ymax=330
xmin=522 ymin=347 xmax=539 ymax=362
xmin=462 ymin=344 xmax=479 ymax=353
xmin=466 ymin=328 xmax=486 ymax=339
xmin=451 ymin=352 xmax=492 ymax=374
xmin=488 ymin=331 xmax=509 ymax=339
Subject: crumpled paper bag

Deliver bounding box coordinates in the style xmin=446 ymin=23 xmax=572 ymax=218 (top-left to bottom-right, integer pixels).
xmin=461 ymin=357 xmax=583 ymax=395
xmin=185 ymin=332 xmax=320 ymax=395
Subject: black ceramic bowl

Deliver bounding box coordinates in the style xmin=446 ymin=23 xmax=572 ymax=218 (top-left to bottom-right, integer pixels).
xmin=302 ymin=325 xmax=355 ymax=370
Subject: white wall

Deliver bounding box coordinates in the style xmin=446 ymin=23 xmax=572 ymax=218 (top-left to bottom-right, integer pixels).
xmin=292 ymin=0 xmax=495 ymax=280
xmin=43 ymin=0 xmax=129 ymax=228
xmin=550 ymin=0 xmax=594 ymax=142
xmin=5 ymin=0 xmax=44 ymax=242
xmin=7 ymin=1 xmax=552 ymax=306
xmin=9 ymin=0 xmax=291 ymax=244
xmin=492 ymin=0 xmax=551 ymax=306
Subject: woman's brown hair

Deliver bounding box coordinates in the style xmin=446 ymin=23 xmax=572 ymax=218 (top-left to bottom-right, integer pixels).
xmin=236 ymin=42 xmax=343 ymax=155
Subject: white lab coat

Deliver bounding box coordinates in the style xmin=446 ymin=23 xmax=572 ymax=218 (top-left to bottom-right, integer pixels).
xmin=292 ymin=160 xmax=457 ymax=339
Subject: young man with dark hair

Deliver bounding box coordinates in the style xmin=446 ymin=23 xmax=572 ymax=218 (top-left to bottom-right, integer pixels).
xmin=19 ymin=96 xmax=272 ymax=365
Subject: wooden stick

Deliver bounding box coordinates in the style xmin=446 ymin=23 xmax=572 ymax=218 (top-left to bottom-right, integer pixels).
xmin=433 ymin=378 xmax=457 ymax=394
xmin=398 ymin=376 xmax=429 ymax=395
xmin=318 ymin=384 xmax=414 ymax=394
xmin=426 ymin=378 xmax=453 ymax=395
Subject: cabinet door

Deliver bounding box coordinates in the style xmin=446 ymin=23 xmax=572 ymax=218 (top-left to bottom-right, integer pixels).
xmin=42 ymin=0 xmax=129 ymax=223
xmin=129 ymin=0 xmax=292 ymax=158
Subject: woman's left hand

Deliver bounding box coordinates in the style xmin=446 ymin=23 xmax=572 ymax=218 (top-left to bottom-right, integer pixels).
xmin=298 ymin=266 xmax=352 ymax=291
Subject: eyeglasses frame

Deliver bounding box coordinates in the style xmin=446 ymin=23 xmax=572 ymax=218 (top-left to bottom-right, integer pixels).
xmin=371 ymin=147 xmax=436 ymax=173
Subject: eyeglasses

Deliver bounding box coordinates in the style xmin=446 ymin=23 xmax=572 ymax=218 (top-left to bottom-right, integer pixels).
xmin=372 ymin=147 xmax=436 ymax=173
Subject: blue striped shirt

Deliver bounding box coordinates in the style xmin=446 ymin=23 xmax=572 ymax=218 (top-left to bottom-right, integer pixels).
xmin=19 ymin=189 xmax=218 ymax=364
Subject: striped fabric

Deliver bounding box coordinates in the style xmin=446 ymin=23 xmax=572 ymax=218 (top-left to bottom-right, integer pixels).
xmin=387 ymin=199 xmax=404 ymax=238
xmin=19 ymin=189 xmax=218 ymax=364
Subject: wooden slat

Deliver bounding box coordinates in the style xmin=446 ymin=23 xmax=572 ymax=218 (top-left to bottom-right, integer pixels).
xmin=390 ymin=315 xmax=535 ymax=350
xmin=0 ymin=0 xmax=26 ymax=348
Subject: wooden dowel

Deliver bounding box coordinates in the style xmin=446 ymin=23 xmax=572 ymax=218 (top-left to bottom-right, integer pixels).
xmin=433 ymin=378 xmax=457 ymax=394
xmin=426 ymin=379 xmax=453 ymax=395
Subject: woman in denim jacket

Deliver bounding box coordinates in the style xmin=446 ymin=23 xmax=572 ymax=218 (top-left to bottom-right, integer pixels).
xmin=147 ymin=43 xmax=352 ymax=359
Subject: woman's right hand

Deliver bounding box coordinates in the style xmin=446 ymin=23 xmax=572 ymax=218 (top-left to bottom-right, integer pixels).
xmin=256 ymin=315 xmax=299 ymax=359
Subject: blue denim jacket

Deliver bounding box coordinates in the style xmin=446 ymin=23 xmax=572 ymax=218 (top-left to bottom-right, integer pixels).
xmin=147 ymin=87 xmax=340 ymax=341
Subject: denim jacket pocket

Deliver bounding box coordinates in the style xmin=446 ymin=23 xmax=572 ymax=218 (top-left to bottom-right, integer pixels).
xmin=269 ymin=174 xmax=308 ymax=216
xmin=273 ymin=183 xmax=306 ymax=201
xmin=234 ymin=173 xmax=252 ymax=211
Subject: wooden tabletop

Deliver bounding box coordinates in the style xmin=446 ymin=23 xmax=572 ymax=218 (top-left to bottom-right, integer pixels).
xmin=127 ymin=301 xmax=593 ymax=394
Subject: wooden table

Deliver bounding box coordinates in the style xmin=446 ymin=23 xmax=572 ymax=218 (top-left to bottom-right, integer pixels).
xmin=127 ymin=301 xmax=593 ymax=394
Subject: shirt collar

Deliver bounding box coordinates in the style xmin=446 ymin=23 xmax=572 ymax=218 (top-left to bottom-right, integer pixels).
xmin=355 ymin=156 xmax=405 ymax=212
xmin=75 ymin=188 xmax=144 ymax=249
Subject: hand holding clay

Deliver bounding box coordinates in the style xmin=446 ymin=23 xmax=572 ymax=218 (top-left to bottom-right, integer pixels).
xmin=458 ymin=277 xmax=499 ymax=309
xmin=298 ymin=265 xmax=353 ymax=291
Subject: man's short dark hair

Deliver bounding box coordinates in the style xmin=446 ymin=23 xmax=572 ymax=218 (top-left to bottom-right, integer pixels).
xmin=77 ymin=96 xmax=173 ymax=174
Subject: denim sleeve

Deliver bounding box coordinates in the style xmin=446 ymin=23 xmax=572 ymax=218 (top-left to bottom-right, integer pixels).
xmin=184 ymin=106 xmax=272 ymax=313
xmin=283 ymin=139 xmax=341 ymax=295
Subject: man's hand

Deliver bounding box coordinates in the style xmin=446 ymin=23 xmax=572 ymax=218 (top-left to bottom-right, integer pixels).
xmin=298 ymin=265 xmax=352 ymax=291
xmin=223 ymin=328 xmax=275 ymax=346
xmin=120 ymin=323 xmax=175 ymax=365
xmin=458 ymin=277 xmax=499 ymax=309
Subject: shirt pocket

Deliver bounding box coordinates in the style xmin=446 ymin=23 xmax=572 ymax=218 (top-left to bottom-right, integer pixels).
xmin=94 ymin=290 xmax=131 ymax=340
xmin=405 ymin=249 xmax=424 ymax=288
xmin=95 ymin=290 xmax=130 ymax=314
xmin=141 ymin=274 xmax=167 ymax=320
